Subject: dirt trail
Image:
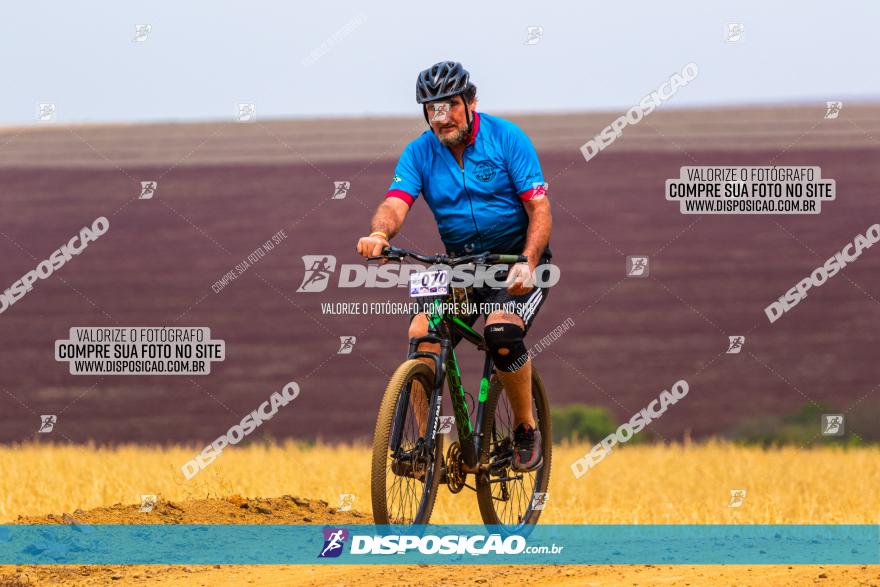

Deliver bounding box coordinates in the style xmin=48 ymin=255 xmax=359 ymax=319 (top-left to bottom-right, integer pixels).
xmin=3 ymin=562 xmax=878 ymax=586
xmin=1 ymin=497 xmax=877 ymax=586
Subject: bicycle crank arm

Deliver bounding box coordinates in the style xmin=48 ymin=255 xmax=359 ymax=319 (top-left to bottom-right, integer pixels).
xmin=459 ymin=462 xmax=499 ymax=475
xmin=484 ymin=474 xmax=524 ymax=484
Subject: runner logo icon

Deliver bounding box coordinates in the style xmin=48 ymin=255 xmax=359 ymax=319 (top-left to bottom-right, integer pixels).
xmin=821 ymin=414 xmax=844 ymax=436
xmin=318 ymin=528 xmax=349 ymax=558
xmin=298 ymin=255 xmax=337 ymax=293
xmin=824 ymin=101 xmax=843 ymax=119
xmin=337 ymin=336 xmax=356 ymax=354
xmin=726 ymin=336 xmax=745 ymax=354
xmin=626 ymin=256 xmax=649 ymax=277
xmin=437 ymin=416 xmax=455 ymax=435
xmin=38 ymin=415 xmax=57 ymax=433
xmin=332 ymin=181 xmax=350 ymax=200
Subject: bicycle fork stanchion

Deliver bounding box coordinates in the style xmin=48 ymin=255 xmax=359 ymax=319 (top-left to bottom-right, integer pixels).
xmin=388 ymin=384 xmax=409 ymax=454
xmin=407 ymin=334 xmax=449 ymax=454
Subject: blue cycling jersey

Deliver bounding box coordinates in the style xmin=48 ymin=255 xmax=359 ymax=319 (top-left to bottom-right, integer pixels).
xmin=386 ymin=112 xmax=548 ymax=255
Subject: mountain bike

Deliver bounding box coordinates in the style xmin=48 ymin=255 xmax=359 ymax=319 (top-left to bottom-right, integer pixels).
xmin=368 ymin=246 xmax=551 ymax=535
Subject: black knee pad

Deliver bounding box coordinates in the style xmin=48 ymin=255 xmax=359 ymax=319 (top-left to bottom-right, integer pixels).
xmin=484 ymin=323 xmax=526 ymax=372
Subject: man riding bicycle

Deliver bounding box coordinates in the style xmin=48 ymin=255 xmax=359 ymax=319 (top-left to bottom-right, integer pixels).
xmin=356 ymin=61 xmax=553 ymax=472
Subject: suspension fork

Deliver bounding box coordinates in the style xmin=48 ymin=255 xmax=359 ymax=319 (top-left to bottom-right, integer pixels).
xmin=389 ymin=335 xmax=449 ymax=454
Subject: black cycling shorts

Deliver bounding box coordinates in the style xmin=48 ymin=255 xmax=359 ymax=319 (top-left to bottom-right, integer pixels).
xmin=409 ymin=253 xmax=552 ymax=347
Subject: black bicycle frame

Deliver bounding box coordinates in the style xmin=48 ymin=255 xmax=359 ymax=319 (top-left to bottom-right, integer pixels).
xmin=391 ymin=299 xmax=495 ymax=472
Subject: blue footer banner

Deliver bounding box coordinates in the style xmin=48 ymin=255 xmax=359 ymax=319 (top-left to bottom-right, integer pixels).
xmin=0 ymin=524 xmax=877 ymax=565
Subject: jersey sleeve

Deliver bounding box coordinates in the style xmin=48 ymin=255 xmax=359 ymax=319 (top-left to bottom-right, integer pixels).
xmin=505 ymin=124 xmax=548 ymax=202
xmin=385 ymin=141 xmax=423 ymax=207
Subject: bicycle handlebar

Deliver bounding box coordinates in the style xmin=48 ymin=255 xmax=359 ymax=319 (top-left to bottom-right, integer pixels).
xmin=367 ymin=246 xmax=527 ymax=266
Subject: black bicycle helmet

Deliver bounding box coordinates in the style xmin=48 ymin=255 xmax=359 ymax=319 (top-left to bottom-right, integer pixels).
xmin=416 ymin=61 xmax=475 ymax=131
xmin=416 ymin=61 xmax=470 ymax=104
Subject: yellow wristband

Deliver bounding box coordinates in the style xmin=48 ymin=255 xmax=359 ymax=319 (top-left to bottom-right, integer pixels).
xmin=369 ymin=231 xmax=388 ymax=240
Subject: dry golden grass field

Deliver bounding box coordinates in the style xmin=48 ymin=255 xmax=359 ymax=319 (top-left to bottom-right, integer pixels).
xmin=2 ymin=440 xmax=878 ymax=524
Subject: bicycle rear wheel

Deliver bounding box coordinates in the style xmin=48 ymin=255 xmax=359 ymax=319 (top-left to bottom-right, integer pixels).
xmin=371 ymin=359 xmax=443 ymax=527
xmin=476 ymin=368 xmax=551 ymax=534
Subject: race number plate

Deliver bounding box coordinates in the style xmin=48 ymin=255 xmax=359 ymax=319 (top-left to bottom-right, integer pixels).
xmin=409 ymin=270 xmax=449 ymax=297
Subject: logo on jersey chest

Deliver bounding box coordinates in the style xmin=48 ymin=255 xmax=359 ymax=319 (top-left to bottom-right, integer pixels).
xmin=473 ymin=160 xmax=497 ymax=182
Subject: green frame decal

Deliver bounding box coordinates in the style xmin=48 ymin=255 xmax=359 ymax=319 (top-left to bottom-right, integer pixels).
xmin=450 ymin=315 xmax=479 ymax=337
xmin=445 ymin=349 xmax=473 ymax=438
xmin=478 ymin=377 xmax=490 ymax=402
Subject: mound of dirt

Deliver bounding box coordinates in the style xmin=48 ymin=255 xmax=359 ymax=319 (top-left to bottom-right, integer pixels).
xmin=2 ymin=495 xmax=370 ymax=585
xmin=14 ymin=495 xmax=367 ymax=526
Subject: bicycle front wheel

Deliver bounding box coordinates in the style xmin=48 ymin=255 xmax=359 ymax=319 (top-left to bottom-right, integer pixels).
xmin=371 ymin=359 xmax=443 ymax=527
xmin=476 ymin=367 xmax=552 ymax=534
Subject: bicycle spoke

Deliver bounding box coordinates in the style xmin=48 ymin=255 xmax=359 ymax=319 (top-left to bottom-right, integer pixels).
xmin=382 ymin=373 xmax=435 ymax=528
xmin=486 ymin=376 xmax=546 ymax=528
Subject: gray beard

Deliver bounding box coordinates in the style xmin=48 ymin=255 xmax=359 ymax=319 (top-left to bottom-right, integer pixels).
xmin=437 ymin=126 xmax=468 ymax=147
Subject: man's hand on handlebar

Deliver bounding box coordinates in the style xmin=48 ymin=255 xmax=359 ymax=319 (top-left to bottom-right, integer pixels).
xmin=506 ymin=261 xmax=535 ymax=295
xmin=356 ymin=234 xmax=390 ymax=263
xmin=360 ymin=245 xmax=529 ymax=272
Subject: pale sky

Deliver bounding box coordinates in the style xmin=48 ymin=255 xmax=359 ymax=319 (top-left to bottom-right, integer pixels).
xmin=2 ymin=0 xmax=876 ymax=124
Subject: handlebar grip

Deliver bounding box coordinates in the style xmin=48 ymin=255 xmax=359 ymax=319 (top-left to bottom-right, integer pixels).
xmin=493 ymin=254 xmax=528 ymax=264
xmin=367 ymin=246 xmax=400 ymax=261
